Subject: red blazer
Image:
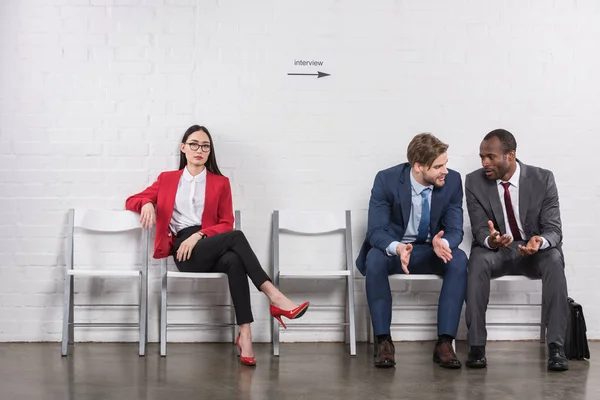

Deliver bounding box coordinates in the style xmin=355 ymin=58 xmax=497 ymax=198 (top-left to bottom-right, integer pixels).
xmin=125 ymin=169 xmax=234 ymax=259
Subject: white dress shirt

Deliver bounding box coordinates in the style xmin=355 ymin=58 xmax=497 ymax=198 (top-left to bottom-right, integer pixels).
xmin=169 ymin=167 xmax=206 ymax=235
xmin=484 ymin=162 xmax=549 ymax=249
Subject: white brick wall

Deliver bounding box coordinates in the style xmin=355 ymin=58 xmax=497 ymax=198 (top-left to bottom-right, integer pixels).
xmin=1 ymin=0 xmax=599 ymax=343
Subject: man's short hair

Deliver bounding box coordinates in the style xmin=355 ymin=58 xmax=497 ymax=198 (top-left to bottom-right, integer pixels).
xmin=407 ymin=133 xmax=449 ymax=168
xmin=483 ymin=129 xmax=517 ymax=153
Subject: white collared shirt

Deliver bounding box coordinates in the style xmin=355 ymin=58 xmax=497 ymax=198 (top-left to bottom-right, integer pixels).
xmin=169 ymin=167 xmax=206 ymax=235
xmin=485 ymin=163 xmax=548 ymax=249
xmin=495 ymin=162 xmax=525 ymax=240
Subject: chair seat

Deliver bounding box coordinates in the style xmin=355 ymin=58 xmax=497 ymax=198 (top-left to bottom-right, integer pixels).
xmin=389 ymin=274 xmax=441 ymax=280
xmin=494 ymin=275 xmax=540 ymax=282
xmin=385 ymin=274 xmax=540 ymax=281
xmin=67 ymin=269 xmax=141 ymax=277
xmin=279 ymin=270 xmax=351 ymax=277
xmin=167 ymin=271 xmax=227 ymax=279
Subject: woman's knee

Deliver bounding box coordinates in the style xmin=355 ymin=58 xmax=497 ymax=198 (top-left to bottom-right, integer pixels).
xmin=219 ymin=251 xmax=244 ymax=272
xmin=226 ymin=229 xmax=247 ymax=244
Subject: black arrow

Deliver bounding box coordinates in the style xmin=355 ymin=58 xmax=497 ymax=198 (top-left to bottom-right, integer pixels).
xmin=287 ymin=71 xmax=330 ymax=79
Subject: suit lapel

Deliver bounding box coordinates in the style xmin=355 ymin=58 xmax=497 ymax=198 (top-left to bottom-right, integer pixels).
xmin=487 ymin=178 xmax=507 ymax=234
xmin=202 ymin=171 xmax=216 ymax=225
xmin=518 ymin=161 xmax=530 ymax=230
xmin=163 ymin=169 xmax=184 ymax=225
xmin=398 ymin=166 xmax=411 ymax=230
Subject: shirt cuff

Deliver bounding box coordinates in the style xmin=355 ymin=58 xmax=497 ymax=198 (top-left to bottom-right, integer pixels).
xmin=484 ymin=236 xmax=493 ymax=249
xmin=539 ymin=236 xmax=550 ymax=250
xmin=386 ymin=241 xmax=400 ymax=257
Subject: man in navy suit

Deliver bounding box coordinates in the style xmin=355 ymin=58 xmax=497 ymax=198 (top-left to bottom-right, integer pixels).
xmin=356 ymin=133 xmax=467 ymax=369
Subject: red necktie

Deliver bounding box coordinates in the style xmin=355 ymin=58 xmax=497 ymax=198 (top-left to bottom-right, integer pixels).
xmin=500 ymin=182 xmax=522 ymax=241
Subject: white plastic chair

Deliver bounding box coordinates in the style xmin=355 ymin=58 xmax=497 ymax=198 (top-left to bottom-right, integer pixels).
xmin=272 ymin=210 xmax=356 ymax=356
xmin=366 ymin=274 xmax=545 ymax=354
xmin=159 ymin=210 xmax=241 ymax=357
xmin=62 ymin=209 xmax=149 ymax=356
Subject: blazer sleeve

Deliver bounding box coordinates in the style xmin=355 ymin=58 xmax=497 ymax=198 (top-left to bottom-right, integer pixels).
xmin=201 ymin=177 xmax=234 ymax=237
xmin=125 ymin=173 xmax=162 ymax=213
xmin=366 ymin=172 xmax=397 ymax=252
xmin=465 ymin=174 xmax=490 ymax=247
xmin=440 ymin=175 xmax=464 ymax=249
xmin=539 ymin=171 xmax=562 ymax=247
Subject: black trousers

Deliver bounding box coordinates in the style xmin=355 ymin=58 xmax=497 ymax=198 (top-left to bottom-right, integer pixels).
xmin=173 ymin=226 xmax=271 ymax=325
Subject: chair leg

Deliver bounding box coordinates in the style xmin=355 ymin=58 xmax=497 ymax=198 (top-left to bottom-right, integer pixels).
xmin=61 ymin=274 xmax=73 ymax=356
xmin=230 ymin=294 xmax=237 ymax=344
xmin=539 ymin=301 xmax=546 ymax=343
xmin=372 ymin=327 xmax=378 ymax=357
xmin=366 ymin=307 xmax=372 ymax=343
xmin=68 ymin=276 xmax=74 ymax=345
xmin=347 ymin=275 xmax=356 ymax=356
xmin=368 ymin=311 xmax=378 ymax=357
xmin=160 ymin=261 xmax=168 ymax=357
xmin=272 ymin=279 xmax=280 ymax=356
xmin=366 ymin=306 xmax=377 ymax=356
xmin=139 ymin=273 xmax=148 ymax=356
xmin=344 ymin=278 xmax=350 ymax=346
xmin=273 ymin=317 xmax=280 ymax=356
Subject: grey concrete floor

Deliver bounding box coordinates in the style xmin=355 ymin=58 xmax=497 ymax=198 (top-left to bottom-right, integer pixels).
xmin=0 ymin=341 xmax=596 ymax=400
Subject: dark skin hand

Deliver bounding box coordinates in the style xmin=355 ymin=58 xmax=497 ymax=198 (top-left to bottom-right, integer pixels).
xmin=518 ymin=236 xmax=543 ymax=256
xmin=487 ymin=220 xmax=513 ymax=249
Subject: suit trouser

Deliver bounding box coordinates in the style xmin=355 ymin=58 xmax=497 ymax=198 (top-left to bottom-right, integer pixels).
xmin=173 ymin=227 xmax=271 ymax=325
xmin=466 ymin=243 xmax=569 ymax=346
xmin=365 ymin=244 xmax=468 ymax=337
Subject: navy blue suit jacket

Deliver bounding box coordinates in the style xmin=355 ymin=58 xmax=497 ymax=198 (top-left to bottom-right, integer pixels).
xmin=356 ymin=163 xmax=464 ymax=276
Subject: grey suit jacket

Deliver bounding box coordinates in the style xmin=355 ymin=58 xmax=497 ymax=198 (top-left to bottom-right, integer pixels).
xmin=465 ymin=161 xmax=562 ymax=249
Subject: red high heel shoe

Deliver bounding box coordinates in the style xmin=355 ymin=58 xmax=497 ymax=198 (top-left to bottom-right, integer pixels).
xmin=235 ymin=335 xmax=256 ymax=366
xmin=270 ymin=301 xmax=310 ymax=329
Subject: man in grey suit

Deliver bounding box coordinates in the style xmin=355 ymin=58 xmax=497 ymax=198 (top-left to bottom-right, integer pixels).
xmin=465 ymin=129 xmax=569 ymax=371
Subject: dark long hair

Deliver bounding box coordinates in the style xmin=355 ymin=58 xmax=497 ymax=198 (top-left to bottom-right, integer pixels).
xmin=178 ymin=125 xmax=223 ymax=176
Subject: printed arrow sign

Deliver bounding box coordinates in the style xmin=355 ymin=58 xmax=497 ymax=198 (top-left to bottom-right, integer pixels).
xmin=287 ymin=71 xmax=330 ymax=79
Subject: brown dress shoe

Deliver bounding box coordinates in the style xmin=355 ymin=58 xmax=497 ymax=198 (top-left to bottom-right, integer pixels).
xmin=433 ymin=341 xmax=462 ymax=369
xmin=374 ymin=337 xmax=396 ymax=368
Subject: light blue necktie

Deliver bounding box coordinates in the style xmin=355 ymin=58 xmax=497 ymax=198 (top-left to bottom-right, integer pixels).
xmin=416 ymin=188 xmax=431 ymax=243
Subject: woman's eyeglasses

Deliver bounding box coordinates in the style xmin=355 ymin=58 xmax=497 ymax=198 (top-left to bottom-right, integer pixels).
xmin=186 ymin=142 xmax=211 ymax=152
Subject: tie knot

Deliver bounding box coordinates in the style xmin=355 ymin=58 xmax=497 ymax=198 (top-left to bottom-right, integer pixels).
xmin=421 ymin=187 xmax=431 ymax=197
xmin=501 ymin=182 xmax=511 ymax=191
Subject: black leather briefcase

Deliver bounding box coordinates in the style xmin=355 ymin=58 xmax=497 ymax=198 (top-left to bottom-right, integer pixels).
xmin=564 ymin=297 xmax=590 ymax=360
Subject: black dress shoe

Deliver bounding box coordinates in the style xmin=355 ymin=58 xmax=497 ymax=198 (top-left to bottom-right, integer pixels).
xmin=466 ymin=346 xmax=487 ymax=369
xmin=433 ymin=341 xmax=462 ymax=369
xmin=374 ymin=337 xmax=396 ymax=368
xmin=547 ymin=343 xmax=569 ymax=371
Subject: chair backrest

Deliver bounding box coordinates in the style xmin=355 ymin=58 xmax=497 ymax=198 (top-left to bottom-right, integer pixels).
xmin=272 ymin=210 xmax=354 ymax=275
xmin=234 ymin=210 xmax=241 ymax=231
xmin=277 ymin=210 xmax=348 ymax=234
xmin=66 ymin=209 xmax=148 ymax=271
xmin=72 ymin=209 xmax=141 ymax=232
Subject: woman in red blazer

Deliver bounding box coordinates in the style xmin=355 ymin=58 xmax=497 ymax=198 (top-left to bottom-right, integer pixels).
xmin=126 ymin=125 xmax=308 ymax=366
